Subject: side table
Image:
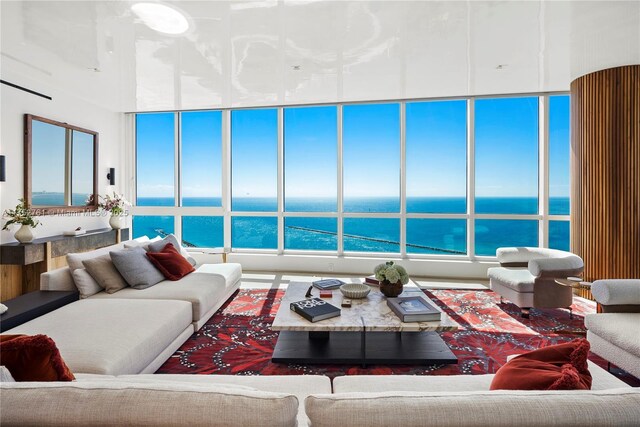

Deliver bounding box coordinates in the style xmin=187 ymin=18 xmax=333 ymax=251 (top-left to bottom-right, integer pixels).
xmin=555 ymin=278 xmax=601 ymax=313
xmin=0 ymin=290 xmax=79 ymax=332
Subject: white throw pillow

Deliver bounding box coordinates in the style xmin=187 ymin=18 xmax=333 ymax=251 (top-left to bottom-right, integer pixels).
xmin=124 ymin=236 xmax=161 ymax=251
xmin=72 ymin=268 xmax=104 ymax=298
xmin=0 ymin=366 xmax=16 ymax=382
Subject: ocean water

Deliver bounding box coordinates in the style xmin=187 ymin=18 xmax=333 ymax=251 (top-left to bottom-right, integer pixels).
xmin=133 ymin=196 xmax=570 ymax=256
xmin=30 ymin=192 xmax=92 ymax=207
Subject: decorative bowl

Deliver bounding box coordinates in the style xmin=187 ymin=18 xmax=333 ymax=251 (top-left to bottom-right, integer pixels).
xmin=340 ymin=283 xmax=370 ymax=299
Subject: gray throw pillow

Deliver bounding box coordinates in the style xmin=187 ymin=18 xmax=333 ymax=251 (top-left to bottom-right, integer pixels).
xmin=110 ymin=247 xmax=164 ymax=290
xmin=148 ymin=234 xmax=196 ymax=266
xmin=83 ymin=254 xmax=128 ymax=294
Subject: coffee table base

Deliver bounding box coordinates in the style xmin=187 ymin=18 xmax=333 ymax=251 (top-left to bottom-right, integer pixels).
xmin=272 ymin=331 xmax=457 ymax=366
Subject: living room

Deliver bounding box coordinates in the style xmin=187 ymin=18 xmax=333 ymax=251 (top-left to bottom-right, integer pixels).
xmin=1 ymin=1 xmax=639 ymax=426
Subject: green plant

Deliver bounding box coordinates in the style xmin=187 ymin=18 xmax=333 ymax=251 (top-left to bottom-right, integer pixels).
xmin=98 ymin=192 xmax=131 ymax=215
xmin=2 ymin=199 xmax=41 ymax=230
xmin=374 ymin=261 xmax=409 ymax=284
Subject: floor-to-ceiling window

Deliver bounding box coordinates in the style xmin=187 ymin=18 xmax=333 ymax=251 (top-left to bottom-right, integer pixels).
xmin=284 ymin=106 xmax=338 ymax=251
xmin=132 ymin=94 xmax=570 ymax=258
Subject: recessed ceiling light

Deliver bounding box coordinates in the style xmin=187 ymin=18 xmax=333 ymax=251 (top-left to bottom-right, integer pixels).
xmin=131 ymin=2 xmax=190 ymax=35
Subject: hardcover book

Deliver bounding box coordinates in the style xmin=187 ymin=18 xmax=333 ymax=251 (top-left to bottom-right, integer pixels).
xmin=364 ymin=275 xmax=380 ymax=286
xmin=312 ymin=279 xmax=345 ymax=290
xmin=290 ymin=298 xmax=341 ymax=322
xmin=387 ymin=296 xmax=441 ymax=322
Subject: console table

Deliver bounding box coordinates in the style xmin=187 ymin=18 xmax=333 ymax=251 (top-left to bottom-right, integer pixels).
xmin=0 ymin=228 xmax=129 ymax=301
xmin=0 ymin=290 xmax=79 ymax=332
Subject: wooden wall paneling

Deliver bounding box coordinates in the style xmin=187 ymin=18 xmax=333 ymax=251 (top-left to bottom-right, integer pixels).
xmin=570 ymin=65 xmax=640 ymax=281
xmin=0 ymin=266 xmax=23 ymax=301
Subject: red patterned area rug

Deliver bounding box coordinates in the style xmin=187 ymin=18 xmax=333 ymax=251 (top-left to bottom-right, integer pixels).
xmin=155 ymin=288 xmax=638 ymax=381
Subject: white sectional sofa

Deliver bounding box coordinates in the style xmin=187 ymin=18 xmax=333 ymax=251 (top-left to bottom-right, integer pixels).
xmin=1 ymin=361 xmax=638 ymax=427
xmin=4 ymin=237 xmax=243 ymax=375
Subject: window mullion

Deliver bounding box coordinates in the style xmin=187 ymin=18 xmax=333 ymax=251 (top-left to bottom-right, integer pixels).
xmin=400 ymin=102 xmax=407 ymax=258
xmin=222 ymin=110 xmax=232 ymax=249
xmin=174 ymin=112 xmax=181 ymax=242
xmin=277 ymin=108 xmax=284 ymax=254
xmin=467 ymin=99 xmax=475 ymax=258
xmin=539 ymin=95 xmax=549 ymax=248
xmin=337 ymin=105 xmax=344 ymax=256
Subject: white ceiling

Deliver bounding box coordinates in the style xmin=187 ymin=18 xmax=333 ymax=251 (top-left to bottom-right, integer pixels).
xmin=1 ymin=1 xmax=639 ymax=113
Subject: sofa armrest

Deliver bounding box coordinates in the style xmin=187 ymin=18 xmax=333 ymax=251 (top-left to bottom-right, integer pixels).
xmin=527 ymin=255 xmax=584 ymax=278
xmin=591 ymin=280 xmax=640 ymax=306
xmin=40 ymin=267 xmax=76 ymax=291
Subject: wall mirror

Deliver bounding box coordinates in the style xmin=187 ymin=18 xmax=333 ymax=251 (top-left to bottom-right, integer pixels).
xmin=24 ymin=114 xmax=99 ymax=214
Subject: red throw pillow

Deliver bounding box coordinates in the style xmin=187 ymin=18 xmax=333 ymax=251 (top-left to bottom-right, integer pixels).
xmin=146 ymin=243 xmax=195 ymax=281
xmin=0 ymin=334 xmax=75 ymax=381
xmin=490 ymin=338 xmax=592 ymax=391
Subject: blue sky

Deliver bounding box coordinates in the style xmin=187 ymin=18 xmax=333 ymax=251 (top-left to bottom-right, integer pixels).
xmin=31 ymin=121 xmax=94 ymax=197
xmin=136 ymin=95 xmax=570 ymax=201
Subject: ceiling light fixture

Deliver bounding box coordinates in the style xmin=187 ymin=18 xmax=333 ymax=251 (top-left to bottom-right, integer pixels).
xmin=131 ymin=2 xmax=190 ymax=35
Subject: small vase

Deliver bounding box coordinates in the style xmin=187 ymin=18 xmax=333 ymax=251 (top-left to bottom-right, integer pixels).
xmin=380 ymin=279 xmax=403 ymax=298
xmin=14 ymin=224 xmax=34 ymax=243
xmin=109 ymin=214 xmax=124 ymax=230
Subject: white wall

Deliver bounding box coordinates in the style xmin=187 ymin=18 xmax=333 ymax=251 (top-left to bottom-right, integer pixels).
xmin=0 ymin=63 xmax=127 ymax=243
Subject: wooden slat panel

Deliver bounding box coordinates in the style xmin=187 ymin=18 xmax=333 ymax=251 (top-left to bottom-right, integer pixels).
xmin=0 ymin=265 xmax=23 ymax=301
xmin=570 ymin=65 xmax=640 ymax=281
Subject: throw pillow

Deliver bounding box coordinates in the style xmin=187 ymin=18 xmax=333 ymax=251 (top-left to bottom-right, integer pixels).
xmin=146 ymin=243 xmax=196 ymax=281
xmin=0 ymin=335 xmax=75 ymax=381
xmin=148 ymin=234 xmax=196 ymax=266
xmin=490 ymin=338 xmax=592 ymax=391
xmin=83 ymin=254 xmax=128 ymax=294
xmin=71 ymin=269 xmax=104 ymax=298
xmin=0 ymin=365 xmax=16 ymax=382
xmin=110 ymin=247 xmax=165 ymax=290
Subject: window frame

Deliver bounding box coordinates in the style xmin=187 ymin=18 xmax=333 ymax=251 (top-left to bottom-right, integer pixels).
xmin=129 ymin=93 xmax=570 ymax=259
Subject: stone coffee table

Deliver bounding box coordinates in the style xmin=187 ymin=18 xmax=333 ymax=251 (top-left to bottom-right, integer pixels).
xmin=271 ymin=282 xmax=458 ymax=367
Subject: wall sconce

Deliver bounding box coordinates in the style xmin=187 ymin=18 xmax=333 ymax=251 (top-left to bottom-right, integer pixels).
xmin=107 ymin=167 xmax=115 ymax=185
xmin=0 ymin=155 xmax=5 ymax=182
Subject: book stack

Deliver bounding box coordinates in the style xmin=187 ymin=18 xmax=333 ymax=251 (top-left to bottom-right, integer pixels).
xmin=290 ymin=298 xmax=341 ymax=322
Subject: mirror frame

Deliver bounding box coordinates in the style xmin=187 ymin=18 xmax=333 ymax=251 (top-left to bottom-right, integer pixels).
xmin=24 ymin=114 xmax=99 ymax=215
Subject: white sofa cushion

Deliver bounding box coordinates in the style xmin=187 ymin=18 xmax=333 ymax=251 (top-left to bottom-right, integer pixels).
xmin=334 ymin=374 xmax=493 ymax=393
xmin=333 ymin=360 xmax=628 ymax=393
xmin=0 ymin=380 xmax=298 ymax=427
xmin=591 ymin=280 xmax=640 ymax=305
xmin=305 ymin=389 xmax=640 ymax=427
xmin=4 ymin=299 xmax=193 ymax=375
xmin=89 ymin=263 xmax=242 ymax=322
xmin=487 ymin=267 xmax=535 ymax=292
xmin=196 ymin=262 xmax=243 ymax=288
xmin=585 ymin=313 xmax=640 ymax=358
xmin=117 ymin=374 xmax=332 ymax=427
